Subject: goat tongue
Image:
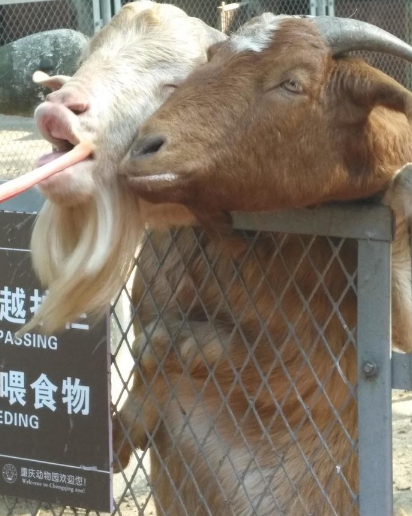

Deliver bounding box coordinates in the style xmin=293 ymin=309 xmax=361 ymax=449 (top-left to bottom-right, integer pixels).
xmin=0 ymin=141 xmax=94 ymax=204
xmin=37 ymin=150 xmax=67 ymax=168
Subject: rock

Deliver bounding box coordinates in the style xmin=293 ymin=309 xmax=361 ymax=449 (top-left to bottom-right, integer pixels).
xmin=0 ymin=29 xmax=88 ymax=117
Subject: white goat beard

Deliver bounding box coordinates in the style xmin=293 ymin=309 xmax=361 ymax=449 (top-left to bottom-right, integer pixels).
xmin=22 ymin=183 xmax=142 ymax=334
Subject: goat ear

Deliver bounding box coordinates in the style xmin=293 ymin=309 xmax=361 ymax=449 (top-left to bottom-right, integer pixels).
xmin=338 ymin=60 xmax=412 ymax=122
xmin=190 ymin=18 xmax=227 ymax=57
xmin=121 ymin=2 xmax=159 ymax=25
xmin=382 ymin=163 xmax=412 ymax=218
xmin=32 ymin=71 xmax=71 ymax=91
xmin=207 ymin=41 xmax=226 ymax=61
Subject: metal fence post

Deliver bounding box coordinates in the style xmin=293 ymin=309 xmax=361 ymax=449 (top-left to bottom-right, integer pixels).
xmin=315 ymin=0 xmax=335 ymax=16
xmin=357 ymin=238 xmax=393 ymax=516
xmin=113 ymin=0 xmax=122 ymax=15
xmin=92 ymin=0 xmax=103 ymax=33
xmin=100 ymin=0 xmax=111 ymax=26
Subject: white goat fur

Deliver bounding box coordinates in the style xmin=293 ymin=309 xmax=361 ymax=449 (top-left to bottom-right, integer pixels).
xmin=25 ymin=1 xmax=225 ymax=333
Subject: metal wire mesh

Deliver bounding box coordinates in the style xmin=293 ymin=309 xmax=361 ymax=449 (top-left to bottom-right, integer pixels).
xmin=0 ymin=0 xmax=96 ymax=46
xmin=0 ymin=0 xmax=96 ymax=180
xmin=334 ymin=0 xmax=412 ymax=89
xmin=217 ymin=0 xmax=311 ymax=33
xmin=111 ymin=227 xmax=359 ymax=516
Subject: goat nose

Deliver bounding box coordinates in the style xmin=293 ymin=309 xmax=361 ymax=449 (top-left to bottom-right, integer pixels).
xmin=46 ymin=91 xmax=89 ymax=114
xmin=131 ymin=135 xmax=166 ymax=159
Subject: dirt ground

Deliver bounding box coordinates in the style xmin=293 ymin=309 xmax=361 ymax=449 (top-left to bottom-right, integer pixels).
xmin=0 ymin=115 xmax=411 ymax=515
xmin=393 ymin=390 xmax=412 ymax=515
xmin=0 ymin=115 xmax=50 ymax=180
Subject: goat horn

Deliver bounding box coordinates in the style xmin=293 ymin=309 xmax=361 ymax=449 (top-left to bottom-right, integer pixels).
xmin=310 ymin=16 xmax=412 ymax=61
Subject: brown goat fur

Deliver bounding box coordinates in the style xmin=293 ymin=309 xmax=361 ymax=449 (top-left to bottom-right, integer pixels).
xmin=113 ymin=15 xmax=412 ymax=515
xmin=122 ymin=19 xmax=412 ymax=214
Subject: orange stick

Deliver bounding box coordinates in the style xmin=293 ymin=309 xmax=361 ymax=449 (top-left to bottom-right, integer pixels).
xmin=0 ymin=141 xmax=94 ymax=204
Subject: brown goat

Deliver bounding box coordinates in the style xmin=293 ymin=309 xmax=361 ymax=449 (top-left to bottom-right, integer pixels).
xmin=114 ymin=15 xmax=412 ymax=515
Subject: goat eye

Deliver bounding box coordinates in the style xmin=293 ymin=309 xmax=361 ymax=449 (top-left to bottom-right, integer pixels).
xmin=281 ymin=80 xmax=303 ymax=94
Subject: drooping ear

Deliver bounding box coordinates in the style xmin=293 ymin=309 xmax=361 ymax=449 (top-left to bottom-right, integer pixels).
xmin=206 ymin=40 xmax=227 ymax=61
xmin=193 ymin=19 xmax=227 ymax=50
xmin=32 ymin=70 xmax=71 ymax=91
xmin=335 ymin=59 xmax=412 ymax=123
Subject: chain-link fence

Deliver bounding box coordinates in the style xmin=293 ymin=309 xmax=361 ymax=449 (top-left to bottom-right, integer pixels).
xmin=0 ymin=0 xmax=101 ymax=186
xmin=111 ymin=223 xmax=363 ymax=516
xmin=0 ymin=0 xmax=98 ymax=45
xmin=334 ymin=0 xmax=412 ymax=91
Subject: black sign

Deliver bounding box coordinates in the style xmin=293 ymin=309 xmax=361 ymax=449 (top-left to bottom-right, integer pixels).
xmin=0 ymin=211 xmax=112 ymax=512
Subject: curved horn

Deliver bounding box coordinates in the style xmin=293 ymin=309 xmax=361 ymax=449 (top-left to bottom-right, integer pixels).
xmin=310 ymin=16 xmax=412 ymax=61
